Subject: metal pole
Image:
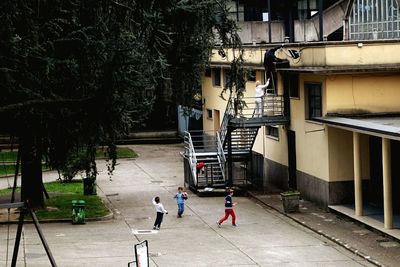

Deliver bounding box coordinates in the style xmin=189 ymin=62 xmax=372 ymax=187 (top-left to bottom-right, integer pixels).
xmin=28 ymin=202 xmax=58 ymax=266
xmin=11 ymin=206 xmax=25 ymax=267
xmin=228 ymin=125 xmax=233 ymax=187
xmin=11 ymin=150 xmax=21 ymax=203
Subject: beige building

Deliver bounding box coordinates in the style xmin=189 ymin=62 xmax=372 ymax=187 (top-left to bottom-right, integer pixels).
xmin=196 ymin=0 xmax=400 ymax=235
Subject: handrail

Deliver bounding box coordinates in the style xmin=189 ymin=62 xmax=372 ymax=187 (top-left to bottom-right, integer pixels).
xmin=230 ymin=95 xmax=285 ymax=119
xmin=219 ymin=94 xmax=285 ymax=144
xmin=219 ymin=97 xmax=235 ymax=145
xmin=183 ymin=131 xmax=198 ymax=185
xmin=216 ymin=131 xmax=226 ymax=183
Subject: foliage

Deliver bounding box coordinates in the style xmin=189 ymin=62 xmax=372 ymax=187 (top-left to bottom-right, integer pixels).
xmin=0 ymin=147 xmax=136 ymax=178
xmin=0 ymin=0 xmax=243 ymax=204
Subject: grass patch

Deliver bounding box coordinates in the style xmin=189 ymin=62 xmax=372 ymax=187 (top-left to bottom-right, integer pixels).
xmin=96 ymin=147 xmax=138 ymax=159
xmin=0 ymin=165 xmax=18 ymax=176
xmin=0 ymin=181 xmax=109 ymax=220
xmin=0 ymin=186 xmax=20 ymax=196
xmin=0 ymin=150 xmax=18 ymax=162
xmin=0 ymin=164 xmax=49 ymax=176
xmin=0 ymin=147 xmax=136 ymax=164
xmin=0 ymin=147 xmax=137 ymax=177
xmin=35 ymin=194 xmax=108 ymax=220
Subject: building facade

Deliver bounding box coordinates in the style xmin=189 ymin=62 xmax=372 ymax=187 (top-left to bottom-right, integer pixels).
xmin=201 ymin=0 xmax=400 ymax=232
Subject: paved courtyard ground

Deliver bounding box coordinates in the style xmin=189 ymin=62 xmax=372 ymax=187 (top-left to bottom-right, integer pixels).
xmin=0 ymin=144 xmax=375 ymax=266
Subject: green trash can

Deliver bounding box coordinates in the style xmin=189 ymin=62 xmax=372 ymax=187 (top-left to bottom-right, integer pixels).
xmin=72 ymin=200 xmax=86 ymax=224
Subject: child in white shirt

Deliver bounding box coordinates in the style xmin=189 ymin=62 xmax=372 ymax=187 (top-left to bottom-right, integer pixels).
xmin=152 ymin=196 xmax=168 ymax=230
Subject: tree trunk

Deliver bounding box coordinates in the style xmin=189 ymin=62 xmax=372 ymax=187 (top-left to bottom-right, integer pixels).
xmin=20 ymin=134 xmax=45 ymax=208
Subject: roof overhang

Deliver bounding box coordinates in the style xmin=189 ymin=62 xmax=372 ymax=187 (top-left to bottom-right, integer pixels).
xmin=209 ymin=63 xmax=265 ymax=70
xmin=277 ymin=64 xmax=400 ymax=75
xmin=314 ymin=116 xmax=400 ymax=141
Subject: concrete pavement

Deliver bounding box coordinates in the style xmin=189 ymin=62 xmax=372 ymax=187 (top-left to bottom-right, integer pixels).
xmin=0 ymin=144 xmax=376 ymax=266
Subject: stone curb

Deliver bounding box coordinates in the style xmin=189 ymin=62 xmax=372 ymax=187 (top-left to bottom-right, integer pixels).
xmin=247 ymin=192 xmax=383 ymax=267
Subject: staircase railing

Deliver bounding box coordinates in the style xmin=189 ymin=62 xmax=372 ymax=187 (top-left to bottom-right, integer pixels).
xmin=216 ymin=131 xmax=226 ymax=182
xmin=219 ymin=97 xmax=235 ymax=145
xmin=183 ymin=131 xmax=198 ymax=185
xmin=230 ymin=96 xmax=285 ymax=118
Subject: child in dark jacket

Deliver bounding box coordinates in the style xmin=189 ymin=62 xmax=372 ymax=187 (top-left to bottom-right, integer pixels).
xmin=217 ymin=189 xmax=237 ymax=227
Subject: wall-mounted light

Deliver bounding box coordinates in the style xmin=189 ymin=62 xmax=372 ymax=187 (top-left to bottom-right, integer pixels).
xmin=193 ymin=93 xmax=202 ymax=101
xmin=193 ymin=93 xmax=205 ymax=106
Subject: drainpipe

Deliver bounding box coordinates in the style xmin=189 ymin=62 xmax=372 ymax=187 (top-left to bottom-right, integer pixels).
xmin=268 ymin=0 xmax=272 ymax=43
xmin=318 ymin=0 xmax=323 ymax=41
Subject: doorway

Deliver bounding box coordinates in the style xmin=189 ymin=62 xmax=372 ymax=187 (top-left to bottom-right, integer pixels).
xmin=368 ymin=136 xmax=383 ymax=208
xmin=287 ymin=130 xmax=297 ymax=189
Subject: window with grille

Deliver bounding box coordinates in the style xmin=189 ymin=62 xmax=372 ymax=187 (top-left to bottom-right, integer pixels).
xmin=305 ymin=83 xmax=322 ymax=119
xmin=349 ymin=0 xmax=400 ymax=40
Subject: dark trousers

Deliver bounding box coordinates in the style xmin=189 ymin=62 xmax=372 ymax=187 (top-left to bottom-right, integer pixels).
xmin=154 ymin=212 xmax=164 ymax=228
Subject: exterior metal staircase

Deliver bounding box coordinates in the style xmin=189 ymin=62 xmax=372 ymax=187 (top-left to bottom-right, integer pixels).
xmin=182 ymin=93 xmax=289 ymax=193
xmin=182 ymin=131 xmax=226 ymax=191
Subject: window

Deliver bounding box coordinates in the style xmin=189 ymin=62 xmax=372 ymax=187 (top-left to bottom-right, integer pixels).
xmin=206 ymin=109 xmax=213 ymax=119
xmin=223 ymin=69 xmax=230 ymax=87
xmin=212 ymin=68 xmax=221 ymax=87
xmin=266 ymin=126 xmax=279 ymax=139
xmin=349 ymin=0 xmax=400 ymax=40
xmin=298 ymin=0 xmax=318 ymax=20
xmin=205 ymin=67 xmax=211 ymax=77
xmin=247 ymin=69 xmax=256 ymax=82
xmin=305 ymin=83 xmax=322 ymax=119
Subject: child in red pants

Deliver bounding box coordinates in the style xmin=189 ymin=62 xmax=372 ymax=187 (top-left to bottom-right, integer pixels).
xmin=217 ymin=189 xmax=237 ymax=227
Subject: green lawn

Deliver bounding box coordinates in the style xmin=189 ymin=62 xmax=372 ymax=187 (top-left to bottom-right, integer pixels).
xmin=0 ymin=146 xmax=137 ymax=176
xmin=0 ymin=164 xmax=49 ymax=176
xmin=95 ymin=146 xmax=138 ymax=159
xmin=0 ymin=165 xmax=17 ymax=176
xmin=0 ymin=150 xmax=18 ymax=162
xmin=0 ymin=181 xmax=109 ymax=220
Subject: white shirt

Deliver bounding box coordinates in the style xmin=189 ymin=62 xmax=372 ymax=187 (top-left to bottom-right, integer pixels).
xmin=255 ymin=81 xmax=270 ymax=98
xmin=152 ymin=198 xmax=168 ymax=213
